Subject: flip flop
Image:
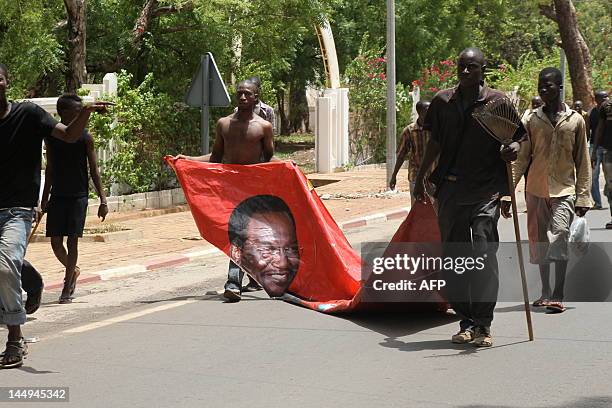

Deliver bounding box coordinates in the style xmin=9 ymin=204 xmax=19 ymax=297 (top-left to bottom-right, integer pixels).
xmin=546 ymin=301 xmax=566 ymax=313
xmin=532 ymin=298 xmax=550 ymax=307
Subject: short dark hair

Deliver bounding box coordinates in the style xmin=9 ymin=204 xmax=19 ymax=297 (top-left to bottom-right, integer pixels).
xmin=0 ymin=63 xmax=8 ymax=77
xmin=56 ymin=93 xmax=82 ymax=115
xmin=416 ymin=100 xmax=430 ymax=110
xmin=228 ymin=195 xmax=296 ymax=248
xmin=458 ymin=47 xmax=486 ymax=66
xmin=247 ymin=77 xmax=262 ymax=90
xmin=236 ymin=80 xmax=257 ymax=92
xmin=539 ymin=67 xmax=563 ymax=85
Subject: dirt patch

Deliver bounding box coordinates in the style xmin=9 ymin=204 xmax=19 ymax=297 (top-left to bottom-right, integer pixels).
xmin=274 ymin=133 xmax=315 ymax=174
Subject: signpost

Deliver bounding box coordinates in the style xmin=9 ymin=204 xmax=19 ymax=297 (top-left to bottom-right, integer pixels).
xmin=185 ymin=53 xmax=231 ymax=154
xmin=386 ymin=0 xmax=397 ymax=187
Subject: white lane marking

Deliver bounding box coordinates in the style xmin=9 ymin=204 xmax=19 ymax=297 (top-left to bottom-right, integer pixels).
xmin=63 ymin=300 xmax=197 ymax=334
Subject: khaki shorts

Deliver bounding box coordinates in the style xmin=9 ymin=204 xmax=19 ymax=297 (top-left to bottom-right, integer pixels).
xmin=526 ymin=193 xmax=575 ymax=264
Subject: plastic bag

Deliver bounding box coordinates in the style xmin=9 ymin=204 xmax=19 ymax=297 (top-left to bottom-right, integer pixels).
xmin=569 ymin=216 xmax=590 ymax=257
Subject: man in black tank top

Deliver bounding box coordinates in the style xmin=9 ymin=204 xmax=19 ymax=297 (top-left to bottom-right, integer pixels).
xmin=41 ymin=94 xmax=109 ymax=304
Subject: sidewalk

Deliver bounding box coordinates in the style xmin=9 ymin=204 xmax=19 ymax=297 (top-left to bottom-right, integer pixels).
xmin=26 ymin=167 xmax=418 ymax=290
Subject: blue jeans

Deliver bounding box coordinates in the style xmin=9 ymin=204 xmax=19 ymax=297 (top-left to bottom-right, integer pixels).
xmin=591 ymin=145 xmax=604 ymax=207
xmin=0 ymin=208 xmax=32 ymax=326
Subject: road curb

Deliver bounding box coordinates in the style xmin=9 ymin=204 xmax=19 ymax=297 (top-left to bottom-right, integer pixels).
xmin=339 ymin=207 xmax=409 ymax=230
xmin=43 ymin=206 xmax=410 ymax=291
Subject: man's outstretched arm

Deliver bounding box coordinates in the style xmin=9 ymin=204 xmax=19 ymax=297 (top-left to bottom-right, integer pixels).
xmin=51 ymin=102 xmax=112 ymax=143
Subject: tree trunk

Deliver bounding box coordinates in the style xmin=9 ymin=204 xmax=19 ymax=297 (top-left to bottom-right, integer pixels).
xmin=64 ymin=0 xmax=87 ymax=92
xmin=541 ymin=0 xmax=595 ymax=108
xmin=276 ymin=88 xmax=292 ymax=136
xmin=289 ymin=83 xmax=308 ymax=133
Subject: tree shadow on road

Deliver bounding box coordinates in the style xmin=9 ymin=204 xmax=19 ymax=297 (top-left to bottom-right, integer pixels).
xmin=457 ymin=396 xmax=612 ymax=408
xmin=16 ymin=366 xmax=58 ymax=374
xmin=136 ymin=292 xmax=270 ymax=304
xmin=335 ymin=310 xmax=463 ymax=353
xmin=342 ymin=310 xmax=456 ymax=339
xmin=339 ymin=310 xmax=534 ymax=354
xmin=494 ymin=304 xmax=576 ymax=314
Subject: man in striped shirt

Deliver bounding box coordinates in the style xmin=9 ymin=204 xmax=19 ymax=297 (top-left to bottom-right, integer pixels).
xmin=389 ymin=100 xmax=431 ymax=205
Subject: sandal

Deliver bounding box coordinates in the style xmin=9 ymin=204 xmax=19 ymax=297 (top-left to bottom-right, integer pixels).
xmin=0 ymin=339 xmax=28 ymax=369
xmin=472 ymin=327 xmax=493 ymax=347
xmin=546 ymin=301 xmax=566 ymax=313
xmin=70 ymin=266 xmax=81 ymax=297
xmin=59 ymin=282 xmax=72 ymax=304
xmin=532 ymin=297 xmax=550 ymax=307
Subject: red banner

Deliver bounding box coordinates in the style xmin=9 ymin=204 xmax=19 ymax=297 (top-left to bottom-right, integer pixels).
xmin=165 ymin=157 xmax=446 ymax=313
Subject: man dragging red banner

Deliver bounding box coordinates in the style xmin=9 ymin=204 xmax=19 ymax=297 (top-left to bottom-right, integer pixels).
xmin=165 ymin=158 xmax=446 ymax=313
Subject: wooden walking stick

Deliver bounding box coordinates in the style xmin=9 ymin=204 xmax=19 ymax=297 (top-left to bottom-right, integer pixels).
xmin=28 ymin=212 xmax=43 ymax=244
xmin=505 ymin=162 xmax=534 ymax=341
xmin=473 ymin=98 xmax=534 ymax=341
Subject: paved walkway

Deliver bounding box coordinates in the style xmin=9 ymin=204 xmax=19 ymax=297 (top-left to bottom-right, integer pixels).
xmin=26 ymin=168 xmax=414 ymax=286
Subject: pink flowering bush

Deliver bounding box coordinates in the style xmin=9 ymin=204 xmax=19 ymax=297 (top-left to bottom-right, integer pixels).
xmin=412 ymin=59 xmax=457 ymax=98
xmin=344 ymin=36 xmax=411 ymax=165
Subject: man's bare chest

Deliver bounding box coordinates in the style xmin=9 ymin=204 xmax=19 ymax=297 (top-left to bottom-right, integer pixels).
xmin=224 ymin=121 xmax=264 ymax=142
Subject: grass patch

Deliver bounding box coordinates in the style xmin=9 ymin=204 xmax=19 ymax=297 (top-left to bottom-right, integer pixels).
xmin=275 ymin=132 xmax=315 ymax=174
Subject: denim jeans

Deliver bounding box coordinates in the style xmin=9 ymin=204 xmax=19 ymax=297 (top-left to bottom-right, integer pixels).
xmin=224 ymin=260 xmax=244 ymax=291
xmin=0 ymin=208 xmax=32 ymax=326
xmin=591 ymin=145 xmax=604 ymax=207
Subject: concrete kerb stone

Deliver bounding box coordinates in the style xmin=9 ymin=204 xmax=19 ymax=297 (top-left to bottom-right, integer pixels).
xmin=42 ymin=246 xmax=227 ymax=291
xmin=31 ymin=228 xmax=143 ymax=243
xmin=339 ymin=207 xmax=410 ymax=230
xmin=145 ymin=191 xmax=161 ymax=209
xmin=97 ymin=265 xmax=147 ymax=281
xmin=171 ymin=188 xmax=186 ymax=205
xmin=131 ymin=192 xmax=147 ymax=210
xmin=42 ymin=206 xmax=412 ymax=291
xmin=85 ymin=188 xmax=187 ymax=216
xmin=159 ymin=190 xmax=173 ymax=208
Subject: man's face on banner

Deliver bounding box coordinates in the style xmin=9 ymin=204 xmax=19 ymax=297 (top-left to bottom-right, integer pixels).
xmin=234 ymin=211 xmax=300 ymax=297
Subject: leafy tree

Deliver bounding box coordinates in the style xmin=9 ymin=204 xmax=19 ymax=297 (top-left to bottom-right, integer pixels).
xmin=0 ymin=0 xmax=64 ymax=97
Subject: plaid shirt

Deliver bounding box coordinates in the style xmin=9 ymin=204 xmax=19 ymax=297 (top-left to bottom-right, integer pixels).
xmin=398 ymin=121 xmax=431 ymax=182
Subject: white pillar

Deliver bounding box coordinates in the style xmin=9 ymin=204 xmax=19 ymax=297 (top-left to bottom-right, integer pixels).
xmin=337 ymin=88 xmax=350 ymax=166
xmin=103 ymin=73 xmax=118 ymax=96
xmin=315 ymin=96 xmax=334 ymax=173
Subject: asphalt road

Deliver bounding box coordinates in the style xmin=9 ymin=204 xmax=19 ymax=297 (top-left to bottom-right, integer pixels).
xmin=1 ymin=209 xmax=612 ymax=407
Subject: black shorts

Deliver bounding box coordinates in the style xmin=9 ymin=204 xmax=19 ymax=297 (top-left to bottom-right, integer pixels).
xmin=46 ymin=196 xmax=88 ymax=237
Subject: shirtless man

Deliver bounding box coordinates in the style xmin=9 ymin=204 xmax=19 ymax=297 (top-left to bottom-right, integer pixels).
xmin=176 ymin=80 xmax=274 ymax=301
